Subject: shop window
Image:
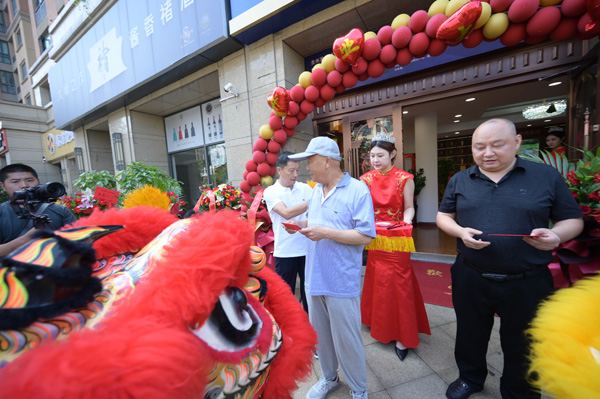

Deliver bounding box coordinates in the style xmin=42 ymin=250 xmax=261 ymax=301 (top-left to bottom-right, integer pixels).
xmin=349 ymin=115 xmax=393 ymax=177
xmin=0 ymin=41 xmax=10 ymax=64
xmin=0 ymin=71 xmax=16 ymax=94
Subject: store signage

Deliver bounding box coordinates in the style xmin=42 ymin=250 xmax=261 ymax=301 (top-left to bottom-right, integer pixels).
xmin=49 ymin=0 xmax=228 ymax=128
xmin=0 ymin=129 xmax=7 ymax=156
xmin=43 ymin=129 xmax=75 ymax=161
xmin=164 ymin=105 xmax=205 ymax=153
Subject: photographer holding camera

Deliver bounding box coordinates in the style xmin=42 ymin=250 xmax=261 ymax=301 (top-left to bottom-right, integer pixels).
xmin=0 ymin=164 xmax=75 ymax=257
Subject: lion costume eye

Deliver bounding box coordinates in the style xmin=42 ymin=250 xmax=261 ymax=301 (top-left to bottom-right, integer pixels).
xmin=192 ymin=287 xmax=262 ymax=352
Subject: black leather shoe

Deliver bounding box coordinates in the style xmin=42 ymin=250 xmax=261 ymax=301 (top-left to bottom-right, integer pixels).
xmin=395 ymin=347 xmax=408 ymax=361
xmin=446 ymin=378 xmax=482 ymax=399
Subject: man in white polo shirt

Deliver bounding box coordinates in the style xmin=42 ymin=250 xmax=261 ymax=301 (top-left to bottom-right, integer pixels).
xmin=263 ymin=151 xmax=313 ymax=312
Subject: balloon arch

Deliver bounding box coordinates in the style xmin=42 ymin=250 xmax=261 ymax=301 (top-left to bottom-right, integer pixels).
xmin=239 ymin=0 xmax=600 ymax=194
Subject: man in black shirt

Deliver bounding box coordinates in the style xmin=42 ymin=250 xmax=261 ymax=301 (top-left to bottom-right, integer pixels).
xmin=0 ymin=164 xmax=75 ymax=256
xmin=437 ymin=119 xmax=583 ymax=399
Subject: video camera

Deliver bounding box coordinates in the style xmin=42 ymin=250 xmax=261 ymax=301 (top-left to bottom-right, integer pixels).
xmin=10 ymin=182 xmax=66 ymax=228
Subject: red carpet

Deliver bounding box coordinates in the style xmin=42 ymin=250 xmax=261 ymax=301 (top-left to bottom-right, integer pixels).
xmin=412 ymin=260 xmax=453 ymax=308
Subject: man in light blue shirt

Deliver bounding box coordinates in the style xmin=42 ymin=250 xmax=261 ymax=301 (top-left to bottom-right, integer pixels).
xmin=287 ymin=136 xmax=376 ymax=399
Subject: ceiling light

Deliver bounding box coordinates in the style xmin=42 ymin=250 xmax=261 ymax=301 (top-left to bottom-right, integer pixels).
xmin=544 ymin=119 xmax=552 ymax=122
xmin=454 ymin=132 xmax=460 ymax=134
xmin=402 ymin=110 xmax=408 ymax=114
xmin=455 ymin=114 xmax=462 ymax=118
xmin=465 ymin=98 xmax=475 ymax=102
xmin=522 ymin=99 xmax=566 ymax=120
xmin=548 ymin=82 xmax=562 ymax=87
xmin=527 ymin=124 xmax=532 ymax=127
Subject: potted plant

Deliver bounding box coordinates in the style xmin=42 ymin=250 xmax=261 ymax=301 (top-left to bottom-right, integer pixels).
xmin=408 ymin=168 xmax=426 ymax=224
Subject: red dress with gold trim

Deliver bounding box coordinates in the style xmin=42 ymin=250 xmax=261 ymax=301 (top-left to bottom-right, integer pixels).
xmin=360 ymin=167 xmax=431 ymax=346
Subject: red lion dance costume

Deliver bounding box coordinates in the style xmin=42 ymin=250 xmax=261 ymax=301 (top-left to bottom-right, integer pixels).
xmin=0 ymin=206 xmax=317 ymax=398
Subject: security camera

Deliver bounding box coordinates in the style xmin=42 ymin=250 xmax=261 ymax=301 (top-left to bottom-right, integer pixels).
xmin=223 ymin=83 xmax=234 ymax=93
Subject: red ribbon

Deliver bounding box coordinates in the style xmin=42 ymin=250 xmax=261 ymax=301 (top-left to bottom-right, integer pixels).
xmin=248 ymin=188 xmax=265 ymax=246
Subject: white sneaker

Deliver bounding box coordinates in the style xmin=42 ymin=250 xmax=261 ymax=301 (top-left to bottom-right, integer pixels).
xmin=306 ymin=375 xmax=340 ymax=399
xmin=350 ymin=390 xmax=368 ymax=399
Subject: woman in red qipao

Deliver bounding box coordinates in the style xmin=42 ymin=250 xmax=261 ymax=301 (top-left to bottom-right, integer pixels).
xmin=360 ymin=133 xmax=430 ymax=361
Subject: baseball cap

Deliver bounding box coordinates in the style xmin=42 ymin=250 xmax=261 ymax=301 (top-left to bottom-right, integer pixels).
xmin=288 ymin=136 xmax=342 ymax=161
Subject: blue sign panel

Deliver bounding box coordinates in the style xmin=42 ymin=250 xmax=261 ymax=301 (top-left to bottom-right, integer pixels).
xmin=305 ymin=40 xmax=505 ymax=89
xmin=49 ymin=0 xmax=228 ymax=128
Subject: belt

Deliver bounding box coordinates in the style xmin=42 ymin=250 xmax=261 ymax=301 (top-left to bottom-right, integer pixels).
xmin=458 ymin=255 xmax=546 ymax=282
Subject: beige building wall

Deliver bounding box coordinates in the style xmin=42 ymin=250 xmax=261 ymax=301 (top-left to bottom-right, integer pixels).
xmin=129 ymin=110 xmax=169 ymax=173
xmin=86 ymin=129 xmax=113 ymax=173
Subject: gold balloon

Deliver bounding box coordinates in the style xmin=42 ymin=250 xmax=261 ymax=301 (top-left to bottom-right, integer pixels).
xmin=298 ymin=71 xmax=312 ymax=89
xmin=364 ymin=31 xmax=377 ymax=40
xmin=445 ymin=0 xmax=470 ymax=17
xmin=259 ymin=125 xmax=274 ymax=140
xmin=474 ymin=2 xmax=492 ymax=29
xmin=483 ymin=13 xmax=509 ymax=39
xmin=428 ymin=0 xmax=450 ymax=17
xmin=261 ymin=175 xmax=273 ymax=186
xmin=391 ymin=13 xmax=410 ymax=29
xmin=312 ymin=63 xmax=323 ymax=71
xmin=322 ymin=54 xmax=337 ymax=73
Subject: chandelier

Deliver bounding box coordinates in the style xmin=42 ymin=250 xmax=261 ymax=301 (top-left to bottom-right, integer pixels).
xmin=522 ymin=100 xmax=567 ymax=120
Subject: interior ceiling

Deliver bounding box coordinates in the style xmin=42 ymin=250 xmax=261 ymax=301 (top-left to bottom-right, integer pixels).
xmin=128 ymin=0 xmax=568 ymax=138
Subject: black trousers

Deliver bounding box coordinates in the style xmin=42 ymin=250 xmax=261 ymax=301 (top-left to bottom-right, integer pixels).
xmin=451 ymin=257 xmax=554 ymax=399
xmin=275 ymin=256 xmax=308 ymax=313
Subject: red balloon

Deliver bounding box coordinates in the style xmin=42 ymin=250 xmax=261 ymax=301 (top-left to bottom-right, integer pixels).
xmin=270 ymin=166 xmax=277 ymax=177
xmin=500 ymin=23 xmax=526 ymax=46
xmin=358 ymin=72 xmax=369 ymax=81
xmin=437 ymin=1 xmax=483 ymax=44
xmin=550 ymin=17 xmax=578 ymax=41
xmin=240 ymin=180 xmax=251 ymax=193
xmin=409 ymin=32 xmax=430 ymax=55
xmin=391 ymin=26 xmax=412 ymax=49
xmin=304 ymin=86 xmax=320 ymax=102
xmin=287 ymin=101 xmax=300 ymax=116
xmin=490 ymin=0 xmax=515 ymax=13
xmin=396 ymin=47 xmax=413 ymax=66
xmin=247 ymin=171 xmax=261 ymax=186
xmin=507 ymin=0 xmax=540 ymax=24
xmin=428 ymin=39 xmax=448 ymax=56
xmin=377 ymin=25 xmax=394 ymax=45
xmin=327 ymin=70 xmax=343 ymax=87
xmin=283 ymin=127 xmax=295 ymax=137
xmin=243 ymin=170 xmax=248 ymax=180
xmin=269 ymin=115 xmax=283 ymax=130
xmin=335 ymin=85 xmax=346 ymax=93
xmin=362 ymin=38 xmax=382 ymax=60
xmin=311 ymin=68 xmax=327 ymax=87
xmin=245 ymin=160 xmax=258 ymax=172
xmin=267 ymin=86 xmax=289 ymax=117
xmin=300 ymin=100 xmax=315 ymax=115
xmin=290 ymin=85 xmax=305 ymax=103
xmin=379 ymin=44 xmax=397 ymax=64
xmin=274 ymin=129 xmax=288 ymax=143
xmin=426 ymin=13 xmax=448 ymax=39
xmin=253 ymin=137 xmax=269 ymax=152
xmin=334 ymin=58 xmax=350 ymax=73
xmin=342 ymin=71 xmax=358 ymax=88
xmin=351 ymin=57 xmax=369 ymax=75
xmin=462 ymin=28 xmax=484 ymax=48
xmin=367 ymin=59 xmax=385 ymax=78
xmin=577 ymin=11 xmax=600 ymax=36
xmin=252 ymin=150 xmax=266 ymax=164
xmin=384 ymin=61 xmax=397 ymax=69
xmin=315 ymin=98 xmax=326 ymax=107
xmin=526 ymin=6 xmax=562 ymax=37
xmin=524 ymin=34 xmax=547 ymax=43
xmin=297 ymin=111 xmax=307 ymax=121
xmin=561 ymin=0 xmax=587 ymax=17
xmin=320 ymin=84 xmax=336 ymax=101
xmin=284 ymin=116 xmax=298 ymax=129
xmin=266 ymin=152 xmax=279 ymax=166
xmin=332 ymin=28 xmax=365 ymax=66
xmin=409 ymin=10 xmax=430 ymax=33
xmin=267 ymin=140 xmax=281 ymax=153
xmin=588 ymin=0 xmax=600 ymax=20
xmin=257 ymin=162 xmax=270 ymax=177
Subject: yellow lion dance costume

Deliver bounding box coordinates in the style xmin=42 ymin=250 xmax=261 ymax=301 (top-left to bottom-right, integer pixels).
xmin=528 ymin=273 xmax=600 ymax=398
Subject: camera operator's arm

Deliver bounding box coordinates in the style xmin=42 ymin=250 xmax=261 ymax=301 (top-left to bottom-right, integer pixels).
xmin=0 ymin=228 xmax=37 ymax=257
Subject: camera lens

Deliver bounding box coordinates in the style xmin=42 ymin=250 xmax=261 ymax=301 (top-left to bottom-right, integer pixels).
xmin=44 ymin=182 xmax=66 ymax=198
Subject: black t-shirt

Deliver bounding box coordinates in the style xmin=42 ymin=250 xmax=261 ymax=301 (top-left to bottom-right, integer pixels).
xmin=0 ymin=201 xmax=76 ymax=244
xmin=439 ymin=157 xmax=583 ymax=273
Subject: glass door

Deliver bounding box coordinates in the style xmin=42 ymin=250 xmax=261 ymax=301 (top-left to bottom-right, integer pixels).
xmin=348 ymin=115 xmax=393 ymax=178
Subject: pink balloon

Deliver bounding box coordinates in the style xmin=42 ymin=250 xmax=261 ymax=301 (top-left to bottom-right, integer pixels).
xmin=327 ymin=70 xmax=343 ymax=87
xmin=391 ymin=26 xmax=412 ymax=49
xmin=284 ymin=116 xmax=298 ymax=129
xmin=508 ymin=0 xmax=540 ymax=24
xmin=550 ymin=17 xmax=578 ymax=41
xmin=428 ymin=39 xmax=448 ymax=56
xmin=245 ymin=160 xmax=258 ymax=172
xmin=409 ymin=10 xmax=430 ymax=33
xmin=311 ymin=68 xmax=327 ymax=87
xmin=252 ymin=150 xmax=266 ymax=164
xmin=426 ymin=13 xmax=448 ymax=39
xmin=409 ymin=32 xmax=430 ymax=56
xmin=500 ymin=23 xmax=526 ymax=46
xmin=342 ymin=71 xmax=358 ymax=88
xmin=297 ymin=111 xmax=307 ymax=121
xmin=267 ymin=140 xmax=281 ymax=153
xmin=561 ymin=0 xmax=587 ymax=17
xmin=300 ymin=100 xmax=315 ymax=115
xmin=315 ymin=98 xmax=326 ymax=107
xmin=304 ymin=86 xmax=320 ymax=102
xmin=358 ymin=72 xmax=369 ymax=81
xmin=351 ymin=57 xmax=368 ymax=75
xmin=253 ymin=137 xmax=269 ymax=152
xmin=247 ymin=171 xmax=261 ymax=186
xmin=462 ymin=29 xmax=484 ymax=48
xmin=269 ymin=115 xmax=283 ymax=130
xmin=335 ymin=85 xmax=345 ymax=93
xmin=490 ymin=0 xmax=515 ymax=13
xmin=320 ymin=84 xmax=336 ymax=101
xmin=379 ymin=44 xmax=397 ymax=64
xmin=290 ymin=85 xmax=305 ymax=103
xmin=274 ymin=129 xmax=288 ymax=143
xmin=367 ymin=59 xmax=385 ymax=78
xmin=334 ymin=57 xmax=351 ymax=73
xmin=396 ymin=47 xmax=413 ymax=66
xmin=527 ymin=6 xmax=562 ymax=37
xmin=362 ymin=38 xmax=382 ymax=60
xmin=287 ymin=101 xmax=300 ymax=116
xmin=257 ymin=162 xmax=270 ymax=177
xmin=270 ymin=165 xmax=277 ymax=176
xmin=266 ymin=152 xmax=279 ymax=165
xmin=283 ymin=127 xmax=295 ymax=137
xmin=240 ymin=180 xmax=251 ymax=193
xmin=377 ymin=25 xmax=394 ymax=45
